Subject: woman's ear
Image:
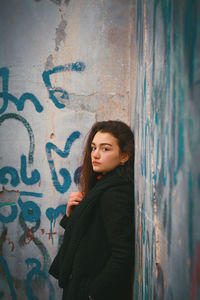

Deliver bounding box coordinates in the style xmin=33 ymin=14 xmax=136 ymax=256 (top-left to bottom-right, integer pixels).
xmin=120 ymin=153 xmax=130 ymax=165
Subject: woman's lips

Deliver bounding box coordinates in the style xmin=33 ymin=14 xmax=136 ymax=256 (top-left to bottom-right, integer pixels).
xmin=92 ymin=161 xmax=100 ymax=165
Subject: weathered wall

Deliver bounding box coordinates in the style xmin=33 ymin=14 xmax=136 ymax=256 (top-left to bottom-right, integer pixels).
xmin=1 ymin=0 xmax=200 ymax=299
xmin=133 ymin=0 xmax=200 ymax=299
xmin=0 ymin=0 xmax=134 ymax=299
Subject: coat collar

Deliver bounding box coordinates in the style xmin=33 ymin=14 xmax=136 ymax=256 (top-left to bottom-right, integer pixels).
xmin=70 ymin=167 xmax=128 ymax=222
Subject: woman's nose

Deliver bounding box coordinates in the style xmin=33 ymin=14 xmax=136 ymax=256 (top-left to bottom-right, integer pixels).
xmin=93 ymin=149 xmax=100 ymax=158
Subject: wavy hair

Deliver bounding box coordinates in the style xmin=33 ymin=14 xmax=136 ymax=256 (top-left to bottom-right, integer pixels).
xmin=79 ymin=120 xmax=135 ymax=195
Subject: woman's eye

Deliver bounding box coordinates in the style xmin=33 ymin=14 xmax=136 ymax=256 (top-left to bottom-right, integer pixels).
xmin=91 ymin=147 xmax=96 ymax=151
xmin=102 ymin=147 xmax=108 ymax=151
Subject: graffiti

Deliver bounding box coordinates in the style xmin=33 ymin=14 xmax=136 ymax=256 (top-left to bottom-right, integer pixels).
xmin=0 ymin=155 xmax=40 ymax=187
xmin=0 ymin=227 xmax=15 ymax=253
xmin=0 ymin=192 xmax=66 ymax=235
xmin=0 ymin=194 xmax=57 ymax=299
xmin=26 ymin=258 xmax=54 ymax=300
xmin=0 ymin=113 xmax=35 ymax=164
xmin=20 ymin=155 xmax=40 ymax=185
xmin=73 ymin=166 xmax=82 ymax=185
xmin=18 ymin=196 xmax=41 ymax=223
xmin=0 ymin=205 xmax=18 ymax=224
xmin=0 ymin=59 xmax=86 ymax=299
xmin=0 ymin=67 xmax=43 ymax=115
xmin=0 ymin=167 xmax=20 ymax=187
xmin=0 ymin=202 xmax=16 ymax=208
xmin=0 ymin=256 xmax=17 ymax=300
xmin=46 ymin=205 xmax=66 ymax=243
xmin=134 ymin=0 xmax=200 ymax=298
xmin=0 ymin=61 xmax=86 ymax=114
xmin=45 ymin=131 xmax=81 ymax=193
xmin=42 ymin=61 xmax=86 ymax=109
xmin=18 ymin=209 xmax=51 ymax=272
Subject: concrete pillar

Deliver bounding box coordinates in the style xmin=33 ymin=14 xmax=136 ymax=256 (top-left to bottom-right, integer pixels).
xmin=133 ymin=0 xmax=200 ymax=299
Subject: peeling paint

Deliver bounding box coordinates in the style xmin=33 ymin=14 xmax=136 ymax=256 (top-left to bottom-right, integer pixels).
xmin=0 ymin=187 xmax=19 ymax=204
xmin=45 ymin=54 xmax=54 ymax=70
xmin=55 ymin=15 xmax=67 ymax=51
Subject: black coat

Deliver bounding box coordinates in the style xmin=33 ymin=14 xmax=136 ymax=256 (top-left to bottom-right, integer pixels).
xmin=49 ymin=167 xmax=135 ymax=300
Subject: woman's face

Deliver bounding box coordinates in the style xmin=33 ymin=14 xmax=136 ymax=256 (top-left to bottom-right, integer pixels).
xmin=91 ymin=131 xmax=128 ymax=174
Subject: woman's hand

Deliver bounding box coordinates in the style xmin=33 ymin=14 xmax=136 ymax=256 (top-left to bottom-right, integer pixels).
xmin=66 ymin=191 xmax=84 ymax=217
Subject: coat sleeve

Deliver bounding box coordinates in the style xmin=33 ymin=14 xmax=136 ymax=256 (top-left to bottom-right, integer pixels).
xmin=89 ymin=184 xmax=135 ymax=300
xmin=48 ymin=215 xmax=70 ymax=279
xmin=59 ymin=214 xmax=69 ymax=229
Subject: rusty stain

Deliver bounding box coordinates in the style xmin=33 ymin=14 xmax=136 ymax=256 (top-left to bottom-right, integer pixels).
xmin=50 ymin=132 xmax=55 ymax=139
xmin=45 ymin=54 xmax=54 ymax=70
xmin=0 ymin=227 xmax=15 ymax=252
xmin=40 ymin=229 xmax=45 ymax=234
xmin=55 ymin=14 xmax=67 ymax=51
xmin=38 ymin=178 xmax=41 ymax=187
xmin=3 ymin=237 xmax=15 ymax=252
xmin=46 ymin=230 xmax=57 ymax=240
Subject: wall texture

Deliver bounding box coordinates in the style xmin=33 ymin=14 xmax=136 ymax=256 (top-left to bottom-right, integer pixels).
xmin=1 ymin=0 xmax=200 ymax=299
xmin=133 ymin=0 xmax=200 ymax=299
xmin=0 ymin=0 xmax=134 ymax=299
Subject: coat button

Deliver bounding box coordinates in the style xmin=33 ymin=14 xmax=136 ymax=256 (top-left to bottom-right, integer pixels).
xmin=69 ymin=273 xmax=73 ymax=280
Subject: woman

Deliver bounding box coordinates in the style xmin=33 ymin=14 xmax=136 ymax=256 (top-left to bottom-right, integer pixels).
xmin=49 ymin=120 xmax=135 ymax=300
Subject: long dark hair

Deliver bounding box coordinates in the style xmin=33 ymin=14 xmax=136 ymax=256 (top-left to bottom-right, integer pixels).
xmin=79 ymin=120 xmax=135 ymax=194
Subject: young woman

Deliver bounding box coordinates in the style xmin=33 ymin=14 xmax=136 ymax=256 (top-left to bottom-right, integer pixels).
xmin=49 ymin=120 xmax=135 ymax=300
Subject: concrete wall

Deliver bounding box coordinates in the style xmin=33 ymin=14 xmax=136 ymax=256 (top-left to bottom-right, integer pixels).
xmin=1 ymin=0 xmax=200 ymax=299
xmin=0 ymin=0 xmax=134 ymax=299
xmin=133 ymin=0 xmax=200 ymax=299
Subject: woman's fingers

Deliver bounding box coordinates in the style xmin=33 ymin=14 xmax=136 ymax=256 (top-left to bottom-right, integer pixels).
xmin=69 ymin=192 xmax=83 ymax=201
xmin=66 ymin=191 xmax=84 ymax=216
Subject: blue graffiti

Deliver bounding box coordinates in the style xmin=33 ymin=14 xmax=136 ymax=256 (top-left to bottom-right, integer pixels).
xmin=46 ymin=205 xmax=66 ymax=243
xmin=0 ymin=67 xmax=43 ymax=114
xmin=25 ymin=258 xmax=54 ymax=300
xmin=0 ymin=155 xmax=40 ymax=187
xmin=0 ymin=205 xmax=18 ymax=224
xmin=46 ymin=131 xmax=81 ymax=193
xmin=18 ymin=197 xmax=52 ymax=277
xmin=46 ymin=205 xmax=66 ymax=225
xmin=48 ymin=160 xmax=71 ymax=193
xmin=0 ymin=192 xmax=42 ymax=224
xmin=0 ymin=202 xmax=16 ymax=208
xmin=42 ymin=61 xmax=86 ymax=109
xmin=0 ymin=256 xmax=17 ymax=300
xmin=74 ymin=166 xmax=82 ymax=185
xmin=0 ymin=167 xmax=20 ymax=187
xmin=18 ymin=196 xmax=41 ymax=223
xmin=20 ymin=191 xmax=43 ymax=198
xmin=0 ymin=113 xmax=35 ymax=164
xmin=20 ymin=155 xmax=40 ymax=185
